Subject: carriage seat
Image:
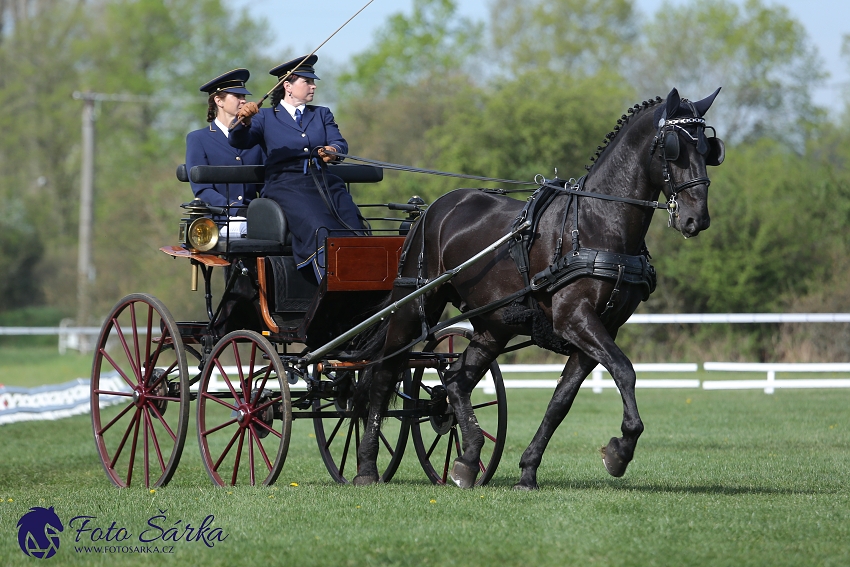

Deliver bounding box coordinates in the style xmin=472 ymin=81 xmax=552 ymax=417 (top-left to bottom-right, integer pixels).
xmin=213 ymin=198 xmax=292 ymax=255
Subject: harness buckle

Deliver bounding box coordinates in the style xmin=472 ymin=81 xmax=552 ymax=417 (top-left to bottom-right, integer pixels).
xmin=666 ymin=196 xmax=679 ymax=228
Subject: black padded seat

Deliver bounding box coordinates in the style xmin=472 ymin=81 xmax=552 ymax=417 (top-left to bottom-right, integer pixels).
xmin=246 ymin=198 xmax=291 ymax=245
xmin=214 ymin=198 xmax=292 ymax=255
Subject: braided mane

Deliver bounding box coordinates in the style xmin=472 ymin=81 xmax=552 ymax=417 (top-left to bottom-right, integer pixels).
xmin=585 ymin=96 xmax=664 ymax=171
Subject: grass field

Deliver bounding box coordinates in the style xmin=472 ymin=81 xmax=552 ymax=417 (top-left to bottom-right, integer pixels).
xmin=1 ymin=360 xmax=848 ymax=567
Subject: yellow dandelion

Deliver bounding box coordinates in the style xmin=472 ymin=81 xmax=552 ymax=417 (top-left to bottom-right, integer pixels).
xmin=429 ymin=499 xmax=436 ymax=504
xmin=227 ymin=491 xmax=233 ymax=495
xmin=686 ymin=398 xmax=692 ymax=404
xmin=149 ymin=489 xmax=156 ymax=494
xmin=290 ymin=482 xmax=299 ymax=487
xmin=269 ymin=495 xmax=274 ymax=499
xmin=356 ymin=505 xmax=361 ymax=509
xmin=7 ymin=498 xmax=13 ymax=502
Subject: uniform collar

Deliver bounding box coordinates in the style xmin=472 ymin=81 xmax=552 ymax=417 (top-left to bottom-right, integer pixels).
xmin=280 ymin=100 xmax=306 ymax=120
xmin=213 ymin=118 xmax=230 ymax=138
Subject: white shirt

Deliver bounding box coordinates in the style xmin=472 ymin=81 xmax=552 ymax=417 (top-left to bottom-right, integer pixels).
xmin=280 ymin=100 xmax=306 ymax=121
xmin=214 ymin=118 xmax=230 ymax=138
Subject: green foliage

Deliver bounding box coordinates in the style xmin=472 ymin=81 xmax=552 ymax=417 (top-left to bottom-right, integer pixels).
xmin=0 ymin=0 xmax=274 ymax=319
xmin=489 ymin=0 xmax=638 ymax=76
xmin=428 ymin=70 xmax=635 ymax=184
xmin=631 ymin=0 xmax=825 ymax=147
xmin=338 ymin=0 xmax=483 ymax=98
xmin=648 ymin=139 xmax=850 ymax=314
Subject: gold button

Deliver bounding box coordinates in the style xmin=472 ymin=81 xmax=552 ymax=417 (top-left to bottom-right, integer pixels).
xmin=235 ymin=156 xmax=241 ymax=161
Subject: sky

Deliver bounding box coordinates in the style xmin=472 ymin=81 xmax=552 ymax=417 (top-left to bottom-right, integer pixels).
xmin=232 ymin=0 xmax=848 ymax=109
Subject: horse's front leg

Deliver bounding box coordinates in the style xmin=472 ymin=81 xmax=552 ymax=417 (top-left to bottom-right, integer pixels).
xmin=551 ymin=297 xmax=644 ymax=479
xmin=443 ymin=329 xmax=508 ymax=488
xmin=514 ymin=352 xmax=598 ymax=490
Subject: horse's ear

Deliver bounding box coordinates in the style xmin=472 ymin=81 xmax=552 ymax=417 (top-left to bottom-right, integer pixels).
xmin=665 ymin=88 xmax=681 ymax=119
xmin=692 ymin=87 xmax=722 ymax=117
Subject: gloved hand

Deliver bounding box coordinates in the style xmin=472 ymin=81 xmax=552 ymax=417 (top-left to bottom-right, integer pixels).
xmin=235 ymin=102 xmax=259 ymax=127
xmin=317 ymin=146 xmax=339 ymax=163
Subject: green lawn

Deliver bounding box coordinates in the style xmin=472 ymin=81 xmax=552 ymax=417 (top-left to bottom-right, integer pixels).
xmin=1 ymin=386 xmax=848 ymax=567
xmin=0 ymin=346 xmax=93 ymax=387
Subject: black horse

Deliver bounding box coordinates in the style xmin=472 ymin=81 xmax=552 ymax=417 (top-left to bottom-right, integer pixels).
xmin=352 ymin=87 xmax=724 ymax=489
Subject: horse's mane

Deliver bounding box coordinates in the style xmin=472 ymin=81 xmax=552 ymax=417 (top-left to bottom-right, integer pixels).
xmin=585 ymin=96 xmax=664 ymax=171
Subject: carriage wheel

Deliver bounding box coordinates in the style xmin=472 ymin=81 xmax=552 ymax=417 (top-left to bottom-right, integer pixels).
xmin=91 ymin=293 xmax=190 ymax=488
xmin=196 ymin=330 xmax=291 ymax=486
xmin=410 ymin=326 xmax=508 ymax=486
xmin=312 ymin=368 xmax=410 ymax=484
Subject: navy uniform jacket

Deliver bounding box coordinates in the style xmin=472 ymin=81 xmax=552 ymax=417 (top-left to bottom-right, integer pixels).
xmin=229 ymin=105 xmax=363 ymax=273
xmin=185 ymin=123 xmax=265 ymax=212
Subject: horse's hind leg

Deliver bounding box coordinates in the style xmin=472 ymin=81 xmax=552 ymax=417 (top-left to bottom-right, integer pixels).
xmin=514 ymin=352 xmax=598 ymax=490
xmin=443 ymin=328 xmax=509 ymax=488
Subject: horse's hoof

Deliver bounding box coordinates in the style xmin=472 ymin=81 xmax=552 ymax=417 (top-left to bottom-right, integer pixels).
xmin=450 ymin=459 xmax=479 ymax=488
xmin=352 ymin=474 xmax=379 ymax=486
xmin=600 ymin=438 xmax=629 ymax=478
xmin=512 ymin=481 xmax=538 ymax=491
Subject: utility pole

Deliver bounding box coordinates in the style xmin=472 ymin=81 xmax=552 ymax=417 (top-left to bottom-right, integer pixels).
xmin=71 ymin=91 xmax=156 ymax=352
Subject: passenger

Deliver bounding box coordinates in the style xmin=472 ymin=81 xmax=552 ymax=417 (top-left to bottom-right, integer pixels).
xmin=229 ymin=55 xmax=365 ymax=280
xmin=186 ymin=68 xmax=265 ymax=238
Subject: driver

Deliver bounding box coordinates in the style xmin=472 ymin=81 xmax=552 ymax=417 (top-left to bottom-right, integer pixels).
xmin=229 ymin=55 xmax=366 ymax=281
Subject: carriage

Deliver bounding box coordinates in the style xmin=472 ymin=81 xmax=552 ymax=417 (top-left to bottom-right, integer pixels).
xmin=89 ymin=162 xmax=510 ymax=488
xmin=90 ymin=87 xmax=724 ymax=491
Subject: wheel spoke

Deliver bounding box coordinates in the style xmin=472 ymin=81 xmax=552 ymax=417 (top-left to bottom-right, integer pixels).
xmin=200 ymin=391 xmax=239 ymax=412
xmin=100 ymin=348 xmax=137 ymax=390
xmin=253 ymin=418 xmax=283 ymax=440
xmin=471 ymin=399 xmax=498 ymax=410
xmin=231 ymin=341 xmax=247 ymax=398
xmin=94 ymin=389 xmax=134 ymax=398
xmin=253 ymin=394 xmax=282 ymax=415
xmin=201 ymin=417 xmax=238 ymax=437
xmin=212 ymin=428 xmax=242 ymax=472
xmin=97 ymin=401 xmax=135 ymax=436
xmin=425 ymin=432 xmax=442 ymax=459
xmin=146 ymin=402 xmax=177 ymax=443
xmin=481 ymin=427 xmax=497 ymax=443
xmin=441 ymin=429 xmax=453 ymax=484
xmin=109 ymin=407 xmax=140 ymax=468
xmin=338 ymin=420 xmax=355 ymax=479
xmin=126 ymin=409 xmax=142 ymax=486
xmin=216 ymin=358 xmax=243 ymax=405
xmin=113 ymin=319 xmax=140 ymax=386
xmin=249 ymin=425 xmax=274 ymax=471
xmin=378 ymin=428 xmax=395 ymax=456
xmin=230 ymin=429 xmax=246 ymax=485
xmin=248 ymin=429 xmax=256 ymax=486
xmin=250 ymin=366 xmax=273 ymax=405
xmin=130 ymin=303 xmax=142 ymax=383
xmin=325 ymin=417 xmax=345 ymax=450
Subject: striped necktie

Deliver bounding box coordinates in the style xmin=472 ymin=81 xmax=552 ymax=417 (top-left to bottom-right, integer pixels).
xmin=295 ymin=108 xmax=303 ymax=127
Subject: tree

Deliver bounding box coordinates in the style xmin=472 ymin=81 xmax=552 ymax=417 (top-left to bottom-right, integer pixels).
xmin=0 ymin=0 xmax=274 ymax=318
xmin=629 ymin=0 xmax=825 ymax=147
xmin=488 ymin=0 xmax=638 ymax=76
xmin=337 ymin=0 xmax=483 ymax=99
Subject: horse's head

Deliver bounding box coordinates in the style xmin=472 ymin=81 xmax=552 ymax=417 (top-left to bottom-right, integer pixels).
xmin=652 ymin=87 xmax=724 ymax=238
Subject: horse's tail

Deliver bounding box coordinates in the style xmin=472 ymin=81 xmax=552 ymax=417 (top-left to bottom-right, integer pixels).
xmin=347 ymin=294 xmax=394 ymax=419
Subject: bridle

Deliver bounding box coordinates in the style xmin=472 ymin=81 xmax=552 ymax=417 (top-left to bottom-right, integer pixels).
xmin=651 ymin=111 xmax=714 ymax=229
